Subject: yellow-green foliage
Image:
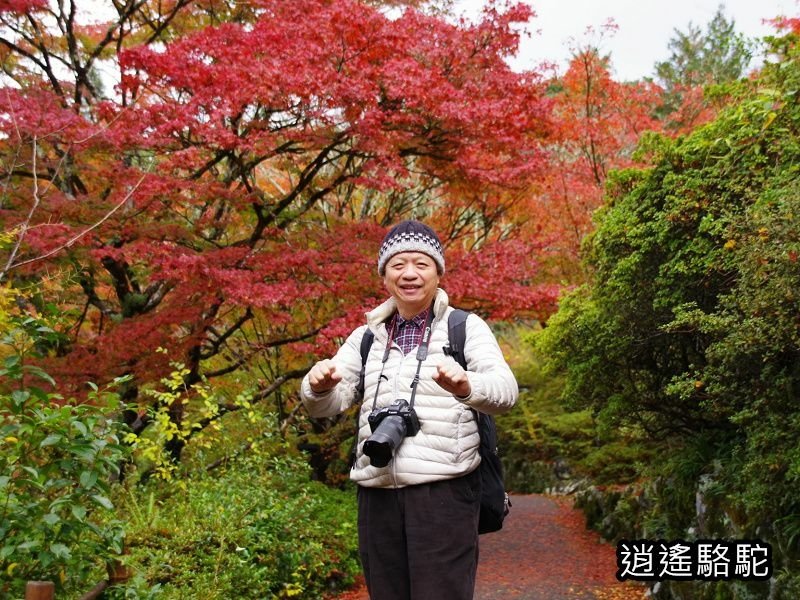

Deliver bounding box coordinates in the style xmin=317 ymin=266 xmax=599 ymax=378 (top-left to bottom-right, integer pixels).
xmin=124 ymin=347 xmax=270 ymax=482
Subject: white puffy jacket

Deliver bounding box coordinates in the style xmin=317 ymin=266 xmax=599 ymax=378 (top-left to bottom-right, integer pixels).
xmin=300 ymin=289 xmax=518 ymax=488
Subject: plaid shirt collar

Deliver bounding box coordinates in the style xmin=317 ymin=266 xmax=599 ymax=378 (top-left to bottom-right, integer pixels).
xmin=389 ymin=308 xmax=430 ymax=355
xmin=397 ymin=311 xmax=428 ymax=329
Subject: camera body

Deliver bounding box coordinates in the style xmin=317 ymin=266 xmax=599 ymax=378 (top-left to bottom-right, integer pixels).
xmin=363 ymin=399 xmax=420 ymax=468
xmin=367 ymin=399 xmax=421 ymax=436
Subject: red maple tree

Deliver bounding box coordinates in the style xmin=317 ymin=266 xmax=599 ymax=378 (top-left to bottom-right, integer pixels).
xmin=529 ymin=47 xmax=663 ymax=275
xmin=0 ymin=0 xmax=557 ymax=462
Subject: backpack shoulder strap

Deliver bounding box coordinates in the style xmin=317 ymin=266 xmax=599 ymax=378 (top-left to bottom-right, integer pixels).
xmin=357 ymin=328 xmax=375 ymax=399
xmin=445 ymin=308 xmax=470 ymax=371
xmin=447 ymin=308 xmax=494 ymax=439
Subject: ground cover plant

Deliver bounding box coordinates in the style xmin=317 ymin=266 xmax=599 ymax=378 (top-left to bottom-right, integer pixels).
xmin=119 ymin=453 xmax=360 ymax=600
xmin=0 ymin=283 xmax=359 ymax=599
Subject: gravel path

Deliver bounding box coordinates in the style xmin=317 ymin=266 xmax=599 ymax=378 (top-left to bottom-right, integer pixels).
xmin=336 ymin=494 xmax=647 ymax=599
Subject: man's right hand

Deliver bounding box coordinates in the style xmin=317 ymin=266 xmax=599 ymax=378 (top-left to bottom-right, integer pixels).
xmin=308 ymin=359 xmax=342 ymax=394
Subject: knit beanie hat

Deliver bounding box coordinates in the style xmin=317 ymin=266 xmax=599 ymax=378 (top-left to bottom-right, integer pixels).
xmin=377 ymin=220 xmax=445 ymax=275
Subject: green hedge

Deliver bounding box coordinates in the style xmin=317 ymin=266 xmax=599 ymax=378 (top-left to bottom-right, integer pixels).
xmin=537 ymin=34 xmax=800 ymax=597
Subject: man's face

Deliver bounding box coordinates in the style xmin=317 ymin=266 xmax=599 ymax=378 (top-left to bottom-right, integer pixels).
xmin=383 ymin=251 xmax=440 ymax=317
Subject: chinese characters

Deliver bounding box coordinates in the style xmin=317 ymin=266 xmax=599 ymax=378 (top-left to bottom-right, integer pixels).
xmin=616 ymin=540 xmax=771 ymax=581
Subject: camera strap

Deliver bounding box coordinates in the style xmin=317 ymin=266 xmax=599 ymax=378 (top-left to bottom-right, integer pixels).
xmin=369 ymin=307 xmax=435 ymax=412
xmin=408 ymin=309 xmax=434 ymax=409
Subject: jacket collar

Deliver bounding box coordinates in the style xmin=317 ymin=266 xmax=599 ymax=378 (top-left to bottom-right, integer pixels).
xmin=366 ymin=288 xmax=449 ymax=343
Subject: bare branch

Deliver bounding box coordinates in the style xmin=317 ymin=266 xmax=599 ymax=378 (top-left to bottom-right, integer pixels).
xmin=2 ymin=171 xmax=149 ymax=276
xmin=1 ymin=137 xmax=42 ymax=282
xmin=204 ymin=327 xmax=322 ymax=378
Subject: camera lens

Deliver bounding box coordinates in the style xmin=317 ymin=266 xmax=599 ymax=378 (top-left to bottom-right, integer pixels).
xmin=363 ymin=414 xmax=408 ymax=467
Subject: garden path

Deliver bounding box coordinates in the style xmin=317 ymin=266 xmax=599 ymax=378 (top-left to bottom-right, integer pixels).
xmin=336 ymin=494 xmax=647 ymax=599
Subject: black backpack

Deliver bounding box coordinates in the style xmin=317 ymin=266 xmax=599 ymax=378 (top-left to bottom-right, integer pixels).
xmin=357 ymin=309 xmax=511 ymax=534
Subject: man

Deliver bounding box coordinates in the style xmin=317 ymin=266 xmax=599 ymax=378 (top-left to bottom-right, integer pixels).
xmin=300 ymin=220 xmax=518 ymax=599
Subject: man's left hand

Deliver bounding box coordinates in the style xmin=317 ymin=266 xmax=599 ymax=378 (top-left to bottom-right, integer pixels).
xmin=433 ymin=362 xmax=471 ymax=399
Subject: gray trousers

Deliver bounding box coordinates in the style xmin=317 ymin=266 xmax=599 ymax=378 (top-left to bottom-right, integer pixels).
xmin=357 ymin=469 xmax=481 ymax=600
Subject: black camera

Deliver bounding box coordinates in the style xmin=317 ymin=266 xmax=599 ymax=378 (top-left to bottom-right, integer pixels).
xmin=363 ymin=399 xmax=421 ymax=468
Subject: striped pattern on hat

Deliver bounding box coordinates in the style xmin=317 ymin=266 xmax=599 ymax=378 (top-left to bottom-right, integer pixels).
xmin=377 ymin=220 xmax=445 ymax=275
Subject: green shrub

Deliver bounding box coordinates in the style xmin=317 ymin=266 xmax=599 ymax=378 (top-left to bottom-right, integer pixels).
xmin=497 ymin=325 xmax=654 ymax=491
xmin=121 ymin=452 xmax=359 ymax=599
xmin=580 ymin=441 xmax=650 ymax=484
xmin=0 ymin=311 xmax=129 ymax=597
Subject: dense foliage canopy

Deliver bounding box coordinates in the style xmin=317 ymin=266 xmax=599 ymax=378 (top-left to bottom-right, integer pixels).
xmin=539 ymin=32 xmax=800 ymax=596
